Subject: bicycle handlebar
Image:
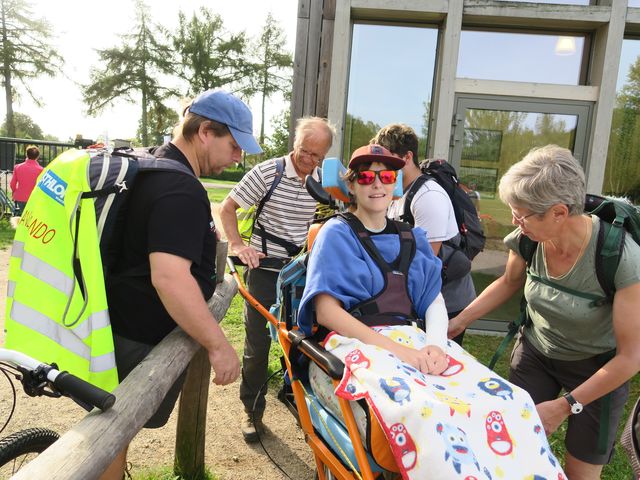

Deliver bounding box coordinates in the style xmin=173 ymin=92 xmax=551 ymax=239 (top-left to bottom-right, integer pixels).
xmin=0 ymin=348 xmax=116 ymax=411
xmin=50 ymin=371 xmax=115 ymax=411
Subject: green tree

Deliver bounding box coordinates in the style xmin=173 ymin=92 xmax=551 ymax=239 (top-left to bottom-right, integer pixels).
xmin=0 ymin=110 xmax=42 ymax=138
xmin=261 ymin=108 xmax=290 ymax=161
xmin=605 ymin=55 xmax=640 ymax=199
xmin=248 ymin=13 xmax=293 ymax=144
xmin=136 ymin=101 xmax=179 ymax=146
xmin=171 ymin=7 xmax=249 ymax=97
xmin=82 ymin=0 xmax=177 ymax=146
xmin=0 ymin=0 xmax=63 ymax=137
xmin=342 ymin=114 xmax=381 ymax=162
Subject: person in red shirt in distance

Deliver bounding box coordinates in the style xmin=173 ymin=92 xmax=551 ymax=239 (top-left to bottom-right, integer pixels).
xmin=10 ymin=145 xmax=44 ymax=216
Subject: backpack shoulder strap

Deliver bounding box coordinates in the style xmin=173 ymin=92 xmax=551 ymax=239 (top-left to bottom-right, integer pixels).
xmin=255 ymin=157 xmax=285 ymax=221
xmin=392 ymin=220 xmax=417 ymax=275
xmin=401 ymin=174 xmax=430 ymax=225
xmin=595 ymin=219 xmax=624 ymax=301
xmin=518 ymin=234 xmax=538 ymax=265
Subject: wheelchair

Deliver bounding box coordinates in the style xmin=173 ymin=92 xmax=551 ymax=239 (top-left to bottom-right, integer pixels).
xmin=228 ymin=159 xmax=404 ymax=479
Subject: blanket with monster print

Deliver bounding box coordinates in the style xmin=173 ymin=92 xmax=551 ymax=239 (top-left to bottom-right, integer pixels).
xmin=320 ymin=325 xmax=566 ymax=480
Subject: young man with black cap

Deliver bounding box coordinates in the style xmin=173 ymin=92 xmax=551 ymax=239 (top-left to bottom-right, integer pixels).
xmin=102 ymin=89 xmax=262 ymax=479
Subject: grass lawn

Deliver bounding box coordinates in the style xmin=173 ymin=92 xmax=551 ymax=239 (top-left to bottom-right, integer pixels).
xmin=220 ymin=283 xmax=638 ymax=480
xmin=206 ymin=187 xmax=232 ymax=204
xmin=0 ymin=218 xmax=15 ymax=249
xmin=201 ymin=178 xmax=239 ymax=186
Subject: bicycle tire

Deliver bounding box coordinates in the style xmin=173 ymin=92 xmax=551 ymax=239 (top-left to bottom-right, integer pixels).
xmin=0 ymin=427 xmax=59 ymax=475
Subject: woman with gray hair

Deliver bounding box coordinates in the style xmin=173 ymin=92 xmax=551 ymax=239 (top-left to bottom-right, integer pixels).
xmin=448 ymin=144 xmax=640 ymax=479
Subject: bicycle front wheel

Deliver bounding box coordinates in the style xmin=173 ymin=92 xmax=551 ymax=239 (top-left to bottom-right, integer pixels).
xmin=0 ymin=427 xmax=59 ymax=476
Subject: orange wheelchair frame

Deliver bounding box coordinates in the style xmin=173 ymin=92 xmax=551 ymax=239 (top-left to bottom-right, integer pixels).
xmin=228 ymin=247 xmax=401 ymax=480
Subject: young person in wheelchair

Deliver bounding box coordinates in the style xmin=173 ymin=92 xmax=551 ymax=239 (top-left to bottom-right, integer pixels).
xmin=296 ymin=144 xmax=567 ymax=479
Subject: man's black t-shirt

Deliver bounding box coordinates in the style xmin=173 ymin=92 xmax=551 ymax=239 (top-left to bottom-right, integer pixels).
xmin=106 ymin=142 xmax=217 ymax=345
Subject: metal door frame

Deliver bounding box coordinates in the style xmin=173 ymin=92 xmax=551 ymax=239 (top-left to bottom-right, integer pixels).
xmin=449 ymin=94 xmax=593 ymax=170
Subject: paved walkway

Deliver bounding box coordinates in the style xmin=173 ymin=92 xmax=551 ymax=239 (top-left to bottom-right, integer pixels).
xmin=472 ymin=248 xmax=507 ymax=276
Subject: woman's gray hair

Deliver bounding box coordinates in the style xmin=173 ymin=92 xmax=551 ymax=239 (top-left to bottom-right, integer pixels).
xmin=499 ymin=145 xmax=585 ymax=215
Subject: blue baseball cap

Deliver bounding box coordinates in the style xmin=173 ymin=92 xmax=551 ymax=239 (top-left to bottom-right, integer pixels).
xmin=189 ymin=90 xmax=263 ymax=155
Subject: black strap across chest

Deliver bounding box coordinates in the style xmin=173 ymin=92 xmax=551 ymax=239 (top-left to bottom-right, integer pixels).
xmin=336 ymin=212 xmax=420 ymax=328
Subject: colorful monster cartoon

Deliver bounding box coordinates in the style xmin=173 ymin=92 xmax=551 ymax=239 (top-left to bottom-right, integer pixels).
xmin=388 ymin=329 xmax=414 ymax=348
xmin=344 ymin=349 xmax=371 ymax=370
xmin=397 ymin=362 xmax=421 ymax=378
xmin=388 ymin=422 xmax=418 ymax=470
xmin=379 ymin=377 xmax=411 ymax=404
xmin=521 ymin=401 xmax=534 ymax=420
xmin=477 ymin=377 xmax=514 ymax=400
xmin=434 ymin=391 xmax=471 ymax=417
xmin=441 ymin=355 xmax=464 ymax=377
xmin=436 ymin=422 xmax=481 ymax=474
xmin=534 ymin=424 xmax=557 ymax=467
xmin=485 ymin=411 xmax=513 ymax=455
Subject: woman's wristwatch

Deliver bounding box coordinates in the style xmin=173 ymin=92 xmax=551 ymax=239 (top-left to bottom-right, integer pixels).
xmin=563 ymin=392 xmax=584 ymax=414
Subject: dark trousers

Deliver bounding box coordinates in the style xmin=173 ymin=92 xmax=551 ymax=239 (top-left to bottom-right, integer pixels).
xmin=239 ymin=268 xmax=279 ymax=415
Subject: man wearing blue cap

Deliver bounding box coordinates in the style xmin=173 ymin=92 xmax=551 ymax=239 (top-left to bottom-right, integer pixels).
xmin=102 ymin=90 xmax=261 ymax=479
xmin=220 ymin=116 xmax=335 ymax=443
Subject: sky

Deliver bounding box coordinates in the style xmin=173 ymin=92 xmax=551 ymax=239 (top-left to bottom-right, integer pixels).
xmin=2 ymin=0 xmax=298 ymax=142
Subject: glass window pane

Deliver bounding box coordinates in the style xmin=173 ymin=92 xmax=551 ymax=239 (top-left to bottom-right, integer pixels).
xmin=629 ymin=0 xmax=640 ymax=7
xmin=496 ymin=0 xmax=590 ymax=3
xmin=604 ymin=39 xmax=640 ymax=200
xmin=461 ymin=108 xmax=578 ymax=323
xmin=343 ymin=24 xmax=437 ymax=160
xmin=458 ymin=31 xmax=585 ymax=85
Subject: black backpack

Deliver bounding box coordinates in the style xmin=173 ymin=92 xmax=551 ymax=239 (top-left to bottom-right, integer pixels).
xmin=82 ymin=146 xmax=196 ymax=277
xmin=402 ymin=159 xmax=485 ymax=261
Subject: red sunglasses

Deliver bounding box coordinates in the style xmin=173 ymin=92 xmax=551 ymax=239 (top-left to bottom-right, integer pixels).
xmin=356 ymin=169 xmax=397 ymax=185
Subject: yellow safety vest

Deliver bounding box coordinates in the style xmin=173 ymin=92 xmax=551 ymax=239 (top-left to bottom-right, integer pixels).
xmin=5 ymin=149 xmax=119 ymax=392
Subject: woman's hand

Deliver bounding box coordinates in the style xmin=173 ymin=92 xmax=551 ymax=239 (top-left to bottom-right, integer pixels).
xmin=447 ymin=315 xmax=466 ymax=339
xmin=535 ymin=398 xmax=570 ymax=435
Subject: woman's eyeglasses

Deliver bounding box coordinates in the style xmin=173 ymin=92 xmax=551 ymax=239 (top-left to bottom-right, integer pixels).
xmin=511 ymin=211 xmax=538 ymax=225
xmin=356 ymin=169 xmax=397 ymax=185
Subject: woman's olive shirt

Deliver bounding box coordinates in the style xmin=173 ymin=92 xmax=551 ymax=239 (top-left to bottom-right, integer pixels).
xmin=504 ymin=216 xmax=640 ymax=360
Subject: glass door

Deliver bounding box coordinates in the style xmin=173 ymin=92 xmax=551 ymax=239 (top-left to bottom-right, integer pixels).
xmin=450 ymin=95 xmax=592 ymax=327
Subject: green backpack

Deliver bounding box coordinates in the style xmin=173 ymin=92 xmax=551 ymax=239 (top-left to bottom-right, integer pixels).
xmin=489 ymin=193 xmax=640 ymax=455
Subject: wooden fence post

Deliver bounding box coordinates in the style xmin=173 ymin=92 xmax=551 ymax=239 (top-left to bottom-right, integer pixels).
xmin=174 ymin=240 xmax=229 ymax=479
xmin=174 ymin=347 xmax=211 ymax=480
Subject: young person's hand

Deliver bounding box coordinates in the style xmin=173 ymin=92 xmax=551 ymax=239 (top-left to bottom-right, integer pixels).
xmin=423 ymin=345 xmax=448 ymax=375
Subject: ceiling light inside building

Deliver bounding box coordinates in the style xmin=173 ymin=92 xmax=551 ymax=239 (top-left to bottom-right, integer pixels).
xmin=555 ymin=36 xmax=577 ymax=56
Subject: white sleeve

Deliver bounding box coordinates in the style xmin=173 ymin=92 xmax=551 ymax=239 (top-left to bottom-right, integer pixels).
xmin=411 ymin=185 xmax=458 ymax=242
xmin=423 ymin=293 xmax=448 ymax=352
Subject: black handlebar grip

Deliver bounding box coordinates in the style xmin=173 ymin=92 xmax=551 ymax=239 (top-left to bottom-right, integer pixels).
xmin=54 ymin=372 xmax=116 ymax=411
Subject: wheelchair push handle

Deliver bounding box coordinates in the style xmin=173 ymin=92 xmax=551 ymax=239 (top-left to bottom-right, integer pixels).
xmin=227 ymin=255 xmax=288 ymax=271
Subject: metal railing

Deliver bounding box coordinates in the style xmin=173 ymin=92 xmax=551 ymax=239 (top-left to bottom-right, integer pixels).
xmin=0 ymin=137 xmax=76 ymax=170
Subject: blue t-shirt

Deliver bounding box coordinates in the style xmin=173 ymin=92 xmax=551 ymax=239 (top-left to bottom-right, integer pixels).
xmin=297 ymin=218 xmax=443 ymax=335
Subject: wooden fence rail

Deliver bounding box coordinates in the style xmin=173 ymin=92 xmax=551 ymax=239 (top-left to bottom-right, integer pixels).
xmin=12 ymin=270 xmax=238 ymax=480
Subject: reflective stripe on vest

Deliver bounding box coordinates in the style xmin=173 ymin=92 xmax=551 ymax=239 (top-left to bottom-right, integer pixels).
xmin=11 ymin=240 xmax=74 ymax=296
xmin=10 ymin=301 xmax=115 ymax=373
